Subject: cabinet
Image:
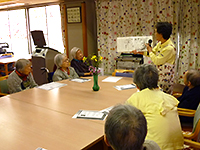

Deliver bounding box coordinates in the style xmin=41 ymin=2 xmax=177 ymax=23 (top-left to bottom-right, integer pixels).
xmin=116 ymin=54 xmax=143 ymax=70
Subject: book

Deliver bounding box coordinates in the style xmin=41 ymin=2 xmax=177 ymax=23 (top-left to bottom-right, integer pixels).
xmin=114 ymin=84 xmax=136 ymax=90
xmin=70 ymin=78 xmax=91 ymax=83
xmin=72 ymin=110 xmax=107 ymax=120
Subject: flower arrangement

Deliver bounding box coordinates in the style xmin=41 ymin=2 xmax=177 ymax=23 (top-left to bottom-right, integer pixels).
xmin=83 ymin=55 xmax=103 ymax=75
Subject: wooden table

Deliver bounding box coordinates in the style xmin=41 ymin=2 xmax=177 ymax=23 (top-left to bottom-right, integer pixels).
xmin=0 ymin=55 xmax=31 ymax=76
xmin=2 ymin=76 xmax=136 ymax=150
xmin=0 ymin=96 xmax=104 ymax=150
xmin=8 ymin=76 xmax=135 ymax=116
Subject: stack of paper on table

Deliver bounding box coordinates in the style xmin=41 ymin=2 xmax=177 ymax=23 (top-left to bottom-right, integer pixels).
xmin=37 ymin=82 xmax=67 ymax=90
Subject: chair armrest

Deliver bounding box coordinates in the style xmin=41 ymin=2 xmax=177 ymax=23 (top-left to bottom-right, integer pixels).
xmin=183 ymin=132 xmax=196 ymax=139
xmin=0 ymin=93 xmax=8 ymax=96
xmin=178 ymin=108 xmax=196 ymax=117
xmin=172 ymin=92 xmax=182 ymax=98
xmin=184 ymin=139 xmax=200 ymax=149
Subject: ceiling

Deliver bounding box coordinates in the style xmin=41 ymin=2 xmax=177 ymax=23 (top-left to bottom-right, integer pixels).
xmin=0 ymin=0 xmax=63 ymax=7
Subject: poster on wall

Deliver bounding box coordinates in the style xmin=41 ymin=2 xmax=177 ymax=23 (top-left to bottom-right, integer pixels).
xmin=117 ymin=36 xmax=153 ymax=53
xmin=67 ymin=7 xmax=82 ymax=23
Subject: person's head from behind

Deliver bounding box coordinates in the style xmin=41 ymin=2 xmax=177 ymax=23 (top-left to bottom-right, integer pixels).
xmin=54 ymin=53 xmax=70 ymax=69
xmin=155 ymin=22 xmax=172 ymax=41
xmin=15 ymin=59 xmax=32 ymax=75
xmin=71 ymin=47 xmax=83 ymax=61
xmin=133 ymin=64 xmax=158 ymax=91
xmin=104 ymin=104 xmax=147 ymax=150
xmin=184 ymin=69 xmax=200 ymax=88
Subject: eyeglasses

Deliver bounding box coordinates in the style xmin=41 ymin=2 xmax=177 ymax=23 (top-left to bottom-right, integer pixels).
xmin=63 ymin=58 xmax=70 ymax=62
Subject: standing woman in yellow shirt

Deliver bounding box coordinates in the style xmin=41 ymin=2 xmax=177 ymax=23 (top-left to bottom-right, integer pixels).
xmin=134 ymin=22 xmax=176 ymax=94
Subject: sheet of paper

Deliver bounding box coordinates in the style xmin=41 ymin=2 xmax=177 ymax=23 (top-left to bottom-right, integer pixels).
xmin=70 ymin=78 xmax=91 ymax=83
xmin=114 ymin=84 xmax=136 ymax=90
xmin=37 ymin=82 xmax=67 ymax=90
xmin=99 ymin=106 xmax=114 ymax=114
xmin=36 ymin=148 xmax=47 ymax=150
xmin=72 ymin=110 xmax=107 ymax=120
xmin=102 ymin=76 xmax=122 ymax=83
xmin=117 ymin=36 xmax=152 ymax=52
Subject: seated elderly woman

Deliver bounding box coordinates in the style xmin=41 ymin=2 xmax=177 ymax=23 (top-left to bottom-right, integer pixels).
xmin=70 ymin=47 xmax=91 ymax=77
xmin=53 ymin=53 xmax=79 ymax=81
xmin=7 ymin=59 xmax=38 ymax=94
xmin=126 ymin=64 xmax=184 ymax=150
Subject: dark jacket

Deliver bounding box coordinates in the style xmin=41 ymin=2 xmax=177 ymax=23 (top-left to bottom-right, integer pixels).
xmin=178 ymin=85 xmax=200 ymax=110
xmin=71 ymin=59 xmax=90 ymax=77
xmin=178 ymin=85 xmax=200 ymax=123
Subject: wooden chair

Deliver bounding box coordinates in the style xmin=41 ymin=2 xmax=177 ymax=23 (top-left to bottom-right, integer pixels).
xmin=172 ymin=83 xmax=185 ymax=98
xmin=0 ymin=75 xmax=9 ymax=96
xmin=178 ymin=104 xmax=200 ymax=149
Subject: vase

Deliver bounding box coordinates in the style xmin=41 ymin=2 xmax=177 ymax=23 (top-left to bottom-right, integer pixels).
xmin=92 ymin=74 xmax=100 ymax=91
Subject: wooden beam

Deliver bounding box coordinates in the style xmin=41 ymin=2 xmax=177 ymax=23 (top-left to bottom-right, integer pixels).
xmin=81 ymin=2 xmax=87 ymax=56
xmin=63 ymin=4 xmax=69 ymax=56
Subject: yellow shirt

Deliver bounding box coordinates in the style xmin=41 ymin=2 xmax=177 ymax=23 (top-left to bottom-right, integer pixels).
xmin=126 ymin=88 xmax=184 ymax=150
xmin=148 ymin=39 xmax=176 ymax=65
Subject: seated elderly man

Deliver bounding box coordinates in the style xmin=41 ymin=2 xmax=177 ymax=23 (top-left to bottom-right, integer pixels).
xmin=7 ymin=59 xmax=38 ymax=94
xmin=126 ymin=64 xmax=184 ymax=149
xmin=177 ymin=69 xmax=200 ymax=123
xmin=104 ymin=104 xmax=160 ymax=150
xmin=178 ymin=69 xmax=200 ymax=110
xmin=53 ymin=53 xmax=79 ymax=81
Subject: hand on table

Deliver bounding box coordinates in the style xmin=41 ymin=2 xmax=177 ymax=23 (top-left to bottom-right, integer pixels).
xmin=84 ymin=72 xmax=92 ymax=76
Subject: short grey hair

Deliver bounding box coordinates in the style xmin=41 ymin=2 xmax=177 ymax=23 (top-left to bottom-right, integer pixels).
xmin=54 ymin=53 xmax=66 ymax=68
xmin=105 ymin=104 xmax=147 ymax=150
xmin=186 ymin=69 xmax=200 ymax=87
xmin=133 ymin=64 xmax=158 ymax=90
xmin=15 ymin=59 xmax=31 ymax=72
xmin=71 ymin=47 xmax=80 ymax=59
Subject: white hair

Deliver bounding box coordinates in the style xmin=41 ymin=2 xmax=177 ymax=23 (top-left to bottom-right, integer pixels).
xmin=71 ymin=47 xmax=80 ymax=59
xmin=54 ymin=53 xmax=66 ymax=68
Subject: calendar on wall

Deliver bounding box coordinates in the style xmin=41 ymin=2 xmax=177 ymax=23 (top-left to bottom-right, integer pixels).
xmin=67 ymin=7 xmax=82 ymax=23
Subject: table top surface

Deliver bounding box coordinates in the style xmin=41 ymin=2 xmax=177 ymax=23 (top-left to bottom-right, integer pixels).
xmin=0 ymin=96 xmax=104 ymax=150
xmin=1 ymin=76 xmax=136 ymax=150
xmin=8 ymin=76 xmax=135 ymax=118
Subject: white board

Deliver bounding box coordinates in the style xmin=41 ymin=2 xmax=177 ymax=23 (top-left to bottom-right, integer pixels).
xmin=117 ymin=36 xmax=152 ymax=53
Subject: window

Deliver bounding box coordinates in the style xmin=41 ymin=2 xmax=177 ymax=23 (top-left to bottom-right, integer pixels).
xmin=0 ymin=9 xmax=28 ymax=57
xmin=9 ymin=9 xmax=28 ymax=57
xmin=29 ymin=5 xmax=64 ymax=53
xmin=0 ymin=4 xmax=64 ymax=57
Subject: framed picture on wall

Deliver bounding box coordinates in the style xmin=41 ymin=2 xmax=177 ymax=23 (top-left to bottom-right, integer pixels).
xmin=67 ymin=7 xmax=82 ymax=23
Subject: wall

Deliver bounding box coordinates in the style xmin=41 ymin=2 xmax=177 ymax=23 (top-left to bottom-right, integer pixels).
xmin=65 ymin=0 xmax=97 ymax=59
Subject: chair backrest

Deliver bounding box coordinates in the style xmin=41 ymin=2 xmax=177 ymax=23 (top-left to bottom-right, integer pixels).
xmin=48 ymin=72 xmax=54 ymax=83
xmin=115 ymin=72 xmax=133 ymax=78
xmin=172 ymin=83 xmax=185 ymax=94
xmin=112 ymin=69 xmax=134 ymax=78
xmin=192 ymin=104 xmax=200 ymax=142
xmin=193 ymin=104 xmax=200 ymax=132
xmin=0 ymin=75 xmax=9 ymax=95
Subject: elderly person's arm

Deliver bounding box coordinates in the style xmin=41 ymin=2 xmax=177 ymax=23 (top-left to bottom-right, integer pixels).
xmin=29 ymin=73 xmax=38 ymax=88
xmin=72 ymin=66 xmax=85 ymax=77
xmin=7 ymin=71 xmax=23 ymax=93
xmin=69 ymin=67 xmax=79 ymax=79
xmin=52 ymin=71 xmax=63 ymax=81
